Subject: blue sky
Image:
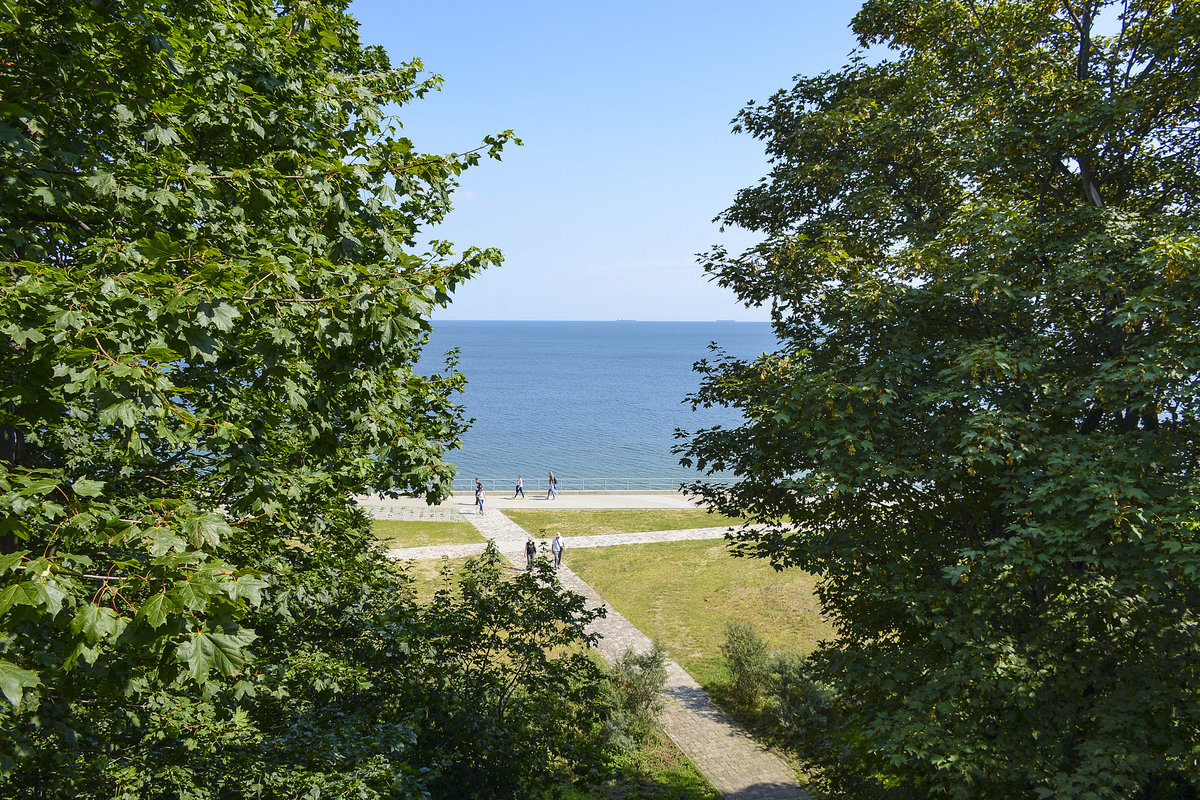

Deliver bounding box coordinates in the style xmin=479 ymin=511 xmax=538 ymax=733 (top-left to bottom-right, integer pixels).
xmin=349 ymin=1 xmax=864 ymax=321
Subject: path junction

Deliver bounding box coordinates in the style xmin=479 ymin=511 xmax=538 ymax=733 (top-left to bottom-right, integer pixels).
xmin=356 ymin=491 xmax=810 ymax=800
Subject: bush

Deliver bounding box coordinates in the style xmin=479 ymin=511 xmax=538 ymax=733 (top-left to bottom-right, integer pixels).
xmin=767 ymin=651 xmax=834 ymax=751
xmin=602 ymin=641 xmax=668 ymax=753
xmin=765 ymin=652 xmax=922 ymax=800
xmin=720 ymin=620 xmax=771 ymax=712
xmin=412 ymin=545 xmax=612 ymax=798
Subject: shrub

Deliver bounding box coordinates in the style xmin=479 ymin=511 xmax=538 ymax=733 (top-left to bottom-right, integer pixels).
xmin=766 ymin=652 xmax=925 ymax=800
xmin=720 ymin=620 xmax=771 ymax=712
xmin=602 ymin=641 xmax=668 ymax=753
xmin=767 ymin=651 xmax=834 ymax=751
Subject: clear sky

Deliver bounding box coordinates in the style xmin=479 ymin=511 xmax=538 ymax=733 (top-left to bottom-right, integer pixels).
xmin=348 ymin=1 xmax=864 ymax=321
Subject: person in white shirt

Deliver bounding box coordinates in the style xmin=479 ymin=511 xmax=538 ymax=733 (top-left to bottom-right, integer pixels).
xmin=551 ymin=532 xmax=565 ymax=570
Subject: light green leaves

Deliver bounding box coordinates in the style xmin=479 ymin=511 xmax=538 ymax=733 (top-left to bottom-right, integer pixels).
xmin=143 ymin=124 xmax=180 ymax=148
xmin=135 ymin=592 xmax=175 ymax=630
xmin=220 ymin=572 xmax=269 ymax=605
xmin=70 ymin=603 xmax=125 ymax=645
xmin=0 ymin=323 xmax=45 ymax=346
xmin=86 ymin=171 xmax=118 ymax=196
xmin=71 ymin=478 xmax=105 ymax=498
xmin=97 ymin=399 xmax=138 ymax=428
xmin=0 ymin=551 xmax=25 ymax=576
xmin=176 ymin=629 xmax=257 ymax=682
xmin=180 ymin=512 xmax=232 ymax=549
xmin=135 ymin=231 xmax=178 ymax=265
xmin=196 ymin=301 xmax=240 ymax=332
xmin=31 ymin=186 xmax=58 ymax=207
xmin=0 ymin=580 xmax=39 ymax=616
xmin=0 ymin=660 xmax=39 ymax=708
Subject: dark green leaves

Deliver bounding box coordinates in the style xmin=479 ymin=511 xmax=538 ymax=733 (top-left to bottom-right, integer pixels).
xmin=0 ymin=579 xmax=39 ymax=616
xmin=686 ymin=1 xmax=1200 ymax=797
xmin=0 ymin=0 xmax=525 ymax=795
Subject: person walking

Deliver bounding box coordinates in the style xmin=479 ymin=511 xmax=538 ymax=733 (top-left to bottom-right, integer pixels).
xmin=547 ymin=470 xmax=557 ymax=500
xmin=513 ymin=474 xmax=524 ymax=499
xmin=474 ymin=479 xmax=485 ymax=515
xmin=525 ymin=535 xmax=537 ymax=570
xmin=551 ymin=531 xmax=565 ymax=570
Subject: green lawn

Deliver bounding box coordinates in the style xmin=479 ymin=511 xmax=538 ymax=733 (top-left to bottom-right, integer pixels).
xmin=566 ymin=538 xmax=832 ymax=694
xmin=397 ymin=557 xmax=465 ymax=602
xmin=372 ymin=519 xmax=486 ymax=548
xmin=502 ymin=508 xmax=746 ymax=538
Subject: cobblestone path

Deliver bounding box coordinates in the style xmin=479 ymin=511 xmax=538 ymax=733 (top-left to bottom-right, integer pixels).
xmin=381 ymin=504 xmax=810 ymax=800
xmin=361 ymin=502 xmax=466 ymax=522
xmin=383 ymin=525 xmax=736 ymax=561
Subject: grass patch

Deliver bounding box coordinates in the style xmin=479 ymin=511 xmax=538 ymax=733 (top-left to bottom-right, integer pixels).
xmin=545 ymin=729 xmax=719 ymax=800
xmin=502 ymin=509 xmax=745 ymax=538
xmin=567 ymin=538 xmax=832 ymax=695
xmin=591 ymin=729 xmax=722 ymax=799
xmin=395 ymin=556 xmax=472 ymax=602
xmin=373 ymin=519 xmax=485 ymax=548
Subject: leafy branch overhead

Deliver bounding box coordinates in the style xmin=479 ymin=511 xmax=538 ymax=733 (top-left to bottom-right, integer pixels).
xmin=682 ymin=1 xmax=1200 ymax=798
xmin=0 ymin=2 xmax=637 ymax=799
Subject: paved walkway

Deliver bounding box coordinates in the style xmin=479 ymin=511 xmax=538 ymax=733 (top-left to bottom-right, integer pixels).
xmin=357 ymin=490 xmax=697 ymax=511
xmin=385 ymin=527 xmax=736 ymax=561
xmin=372 ymin=496 xmax=810 ymax=800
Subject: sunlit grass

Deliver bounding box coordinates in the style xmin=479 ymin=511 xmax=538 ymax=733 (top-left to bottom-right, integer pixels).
xmin=567 ymin=538 xmax=832 ymax=694
xmin=397 ymin=556 xmax=470 ymax=602
xmin=589 ymin=729 xmax=722 ymax=799
xmin=372 ymin=519 xmax=486 ymax=548
xmin=503 ymin=508 xmax=746 ymax=538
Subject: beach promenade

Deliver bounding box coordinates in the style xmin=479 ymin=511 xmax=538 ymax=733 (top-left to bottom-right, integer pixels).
xmin=357 ymin=492 xmax=810 ymax=800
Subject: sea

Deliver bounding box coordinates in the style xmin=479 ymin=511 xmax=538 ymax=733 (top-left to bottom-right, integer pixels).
xmin=421 ymin=320 xmax=777 ymax=492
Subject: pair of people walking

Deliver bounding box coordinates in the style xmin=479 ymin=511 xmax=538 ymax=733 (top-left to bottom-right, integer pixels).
xmin=511 ymin=471 xmax=556 ymax=500
xmin=526 ymin=532 xmax=566 ymax=571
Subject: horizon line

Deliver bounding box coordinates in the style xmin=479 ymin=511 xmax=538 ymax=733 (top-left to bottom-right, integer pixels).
xmin=430 ymin=318 xmax=771 ymax=323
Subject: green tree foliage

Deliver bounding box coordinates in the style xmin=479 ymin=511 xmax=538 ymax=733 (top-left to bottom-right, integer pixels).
xmin=414 ymin=546 xmax=610 ymax=798
xmin=681 ymin=1 xmax=1200 ymax=797
xmin=719 ymin=620 xmax=769 ymax=713
xmin=0 ymin=1 xmax=626 ymax=797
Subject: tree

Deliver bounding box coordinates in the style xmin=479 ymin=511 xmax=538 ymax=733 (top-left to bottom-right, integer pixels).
xmin=412 ymin=546 xmax=610 ymax=798
xmin=0 ymin=1 xmax=615 ymax=797
xmin=681 ymin=1 xmax=1200 ymax=797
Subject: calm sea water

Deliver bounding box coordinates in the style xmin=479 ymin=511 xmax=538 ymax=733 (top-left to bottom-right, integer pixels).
xmin=422 ymin=321 xmax=776 ymax=492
